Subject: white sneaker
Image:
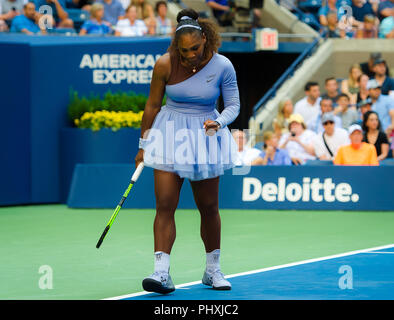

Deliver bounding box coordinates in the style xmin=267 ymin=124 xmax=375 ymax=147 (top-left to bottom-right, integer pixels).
xmin=142 ymin=271 xmax=175 ymax=294
xmin=202 ymin=270 xmax=231 ymax=290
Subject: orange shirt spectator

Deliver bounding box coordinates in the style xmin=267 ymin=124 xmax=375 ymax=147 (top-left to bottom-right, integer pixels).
xmin=334 ymin=124 xmax=379 ymax=165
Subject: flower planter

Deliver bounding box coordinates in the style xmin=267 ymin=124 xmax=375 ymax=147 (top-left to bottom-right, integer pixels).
xmin=60 ymin=127 xmax=141 ymax=203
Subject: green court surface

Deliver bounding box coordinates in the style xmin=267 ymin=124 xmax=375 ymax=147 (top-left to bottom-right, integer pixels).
xmin=1 ymin=205 xmax=393 ymax=300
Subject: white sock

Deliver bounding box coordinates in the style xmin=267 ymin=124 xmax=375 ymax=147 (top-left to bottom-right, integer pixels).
xmin=154 ymin=251 xmax=170 ymax=273
xmin=206 ymin=249 xmax=221 ymax=274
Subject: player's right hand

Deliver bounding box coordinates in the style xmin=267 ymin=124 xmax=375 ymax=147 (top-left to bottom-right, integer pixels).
xmin=135 ymin=149 xmax=144 ymax=169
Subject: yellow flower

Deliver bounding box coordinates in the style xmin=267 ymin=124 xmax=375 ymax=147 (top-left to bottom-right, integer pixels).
xmin=76 ymin=110 xmax=143 ymax=131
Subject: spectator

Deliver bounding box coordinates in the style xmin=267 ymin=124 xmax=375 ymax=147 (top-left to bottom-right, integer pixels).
xmin=377 ymin=0 xmax=394 ymax=22
xmin=318 ymin=0 xmax=351 ymax=26
xmin=251 ymin=131 xmax=292 ymax=166
xmin=155 ymin=0 xmax=172 ymax=36
xmin=356 ymin=73 xmax=370 ymax=104
xmin=10 ymin=2 xmax=46 ymax=34
xmin=131 ymin=0 xmax=155 ymax=34
xmin=232 ymin=130 xmax=261 ymax=166
xmin=313 ymin=112 xmax=350 ymax=160
xmin=321 ymin=77 xmax=341 ymax=105
xmin=325 ymin=11 xmax=346 ymax=38
xmin=278 ymin=114 xmax=317 ymax=165
xmin=294 ymin=81 xmax=321 ymax=125
xmin=351 ymin=0 xmax=376 ymax=26
xmin=33 ymin=0 xmax=74 ymax=29
xmin=114 ymin=4 xmax=146 ymax=36
xmin=79 ymin=2 xmax=112 ymax=35
xmin=360 ymin=52 xmax=388 ymax=78
xmin=355 ymin=97 xmax=373 ymax=125
xmin=355 ymin=14 xmax=378 ymax=38
xmin=379 ymin=14 xmax=394 ymax=38
xmin=334 ymin=93 xmax=359 ymax=129
xmin=341 ymin=63 xmax=362 ymax=105
xmin=334 ymin=124 xmax=379 ymax=165
xmin=372 ymin=58 xmax=394 ymax=96
xmin=368 ymin=79 xmax=394 ymax=136
xmin=206 ymin=0 xmax=234 ymax=27
xmin=0 ymin=0 xmax=25 ymax=31
xmin=307 ymin=98 xmax=342 ymax=133
xmin=97 ymin=0 xmax=124 ymax=27
xmin=272 ymin=98 xmax=293 ymax=139
xmin=362 ymin=110 xmax=390 ymax=161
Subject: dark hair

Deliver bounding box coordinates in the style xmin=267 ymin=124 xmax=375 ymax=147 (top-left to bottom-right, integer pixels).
xmin=155 ymin=0 xmax=167 ymax=12
xmin=337 ymin=93 xmax=350 ymax=100
xmin=320 ymin=97 xmax=333 ymax=106
xmin=168 ymin=8 xmax=220 ymax=59
xmin=304 ymin=81 xmax=319 ymax=91
xmin=325 ymin=77 xmax=336 ymax=84
xmin=362 ymin=110 xmax=381 ymax=132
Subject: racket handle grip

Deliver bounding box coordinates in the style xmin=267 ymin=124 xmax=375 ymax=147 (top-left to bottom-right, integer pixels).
xmin=96 ymin=225 xmax=110 ymax=249
xmin=131 ymin=162 xmax=144 ymax=183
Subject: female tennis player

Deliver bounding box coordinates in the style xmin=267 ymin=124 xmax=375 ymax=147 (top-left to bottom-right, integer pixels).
xmin=134 ymin=8 xmax=240 ymax=294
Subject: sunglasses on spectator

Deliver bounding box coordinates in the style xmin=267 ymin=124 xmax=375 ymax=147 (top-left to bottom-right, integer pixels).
xmin=323 ymin=121 xmax=334 ymax=125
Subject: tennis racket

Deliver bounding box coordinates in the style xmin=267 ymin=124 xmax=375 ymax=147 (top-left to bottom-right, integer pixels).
xmin=96 ymin=162 xmax=145 ymax=249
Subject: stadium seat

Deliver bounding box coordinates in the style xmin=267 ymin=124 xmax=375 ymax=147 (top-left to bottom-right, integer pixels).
xmin=379 ymin=159 xmax=394 ymax=166
xmin=48 ymin=28 xmax=77 ymax=35
xmin=294 ymin=12 xmax=321 ymax=31
xmin=298 ymin=0 xmax=322 ymax=13
xmin=304 ymin=160 xmax=334 ymax=165
xmin=65 ymin=9 xmax=90 ymax=32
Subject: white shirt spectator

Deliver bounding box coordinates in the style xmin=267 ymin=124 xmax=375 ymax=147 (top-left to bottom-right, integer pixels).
xmin=115 ymin=18 xmax=147 ymax=36
xmin=313 ymin=127 xmax=350 ymax=160
xmin=235 ymin=147 xmax=261 ymax=166
xmin=279 ymin=129 xmax=317 ymax=163
xmin=294 ymin=96 xmax=322 ymax=125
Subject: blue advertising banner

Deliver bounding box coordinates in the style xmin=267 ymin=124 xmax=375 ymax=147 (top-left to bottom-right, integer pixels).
xmin=67 ymin=164 xmax=394 ymax=211
xmin=0 ymin=35 xmax=170 ymax=205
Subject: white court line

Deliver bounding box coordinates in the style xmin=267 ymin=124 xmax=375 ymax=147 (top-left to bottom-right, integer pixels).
xmin=103 ymin=243 xmax=394 ymax=300
xmin=363 ymin=252 xmax=394 ymax=254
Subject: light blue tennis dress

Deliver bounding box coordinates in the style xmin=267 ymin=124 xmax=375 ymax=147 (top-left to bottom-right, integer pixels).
xmin=142 ymin=53 xmax=240 ymax=180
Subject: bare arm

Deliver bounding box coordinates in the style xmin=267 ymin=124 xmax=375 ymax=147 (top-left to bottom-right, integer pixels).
xmin=297 ymin=140 xmax=315 ymax=156
xmin=377 ymin=143 xmax=389 ymax=161
xmin=319 ymin=15 xmax=328 ymax=27
xmin=385 ymin=109 xmax=394 ymax=136
xmin=50 ymin=0 xmax=69 ymax=21
xmin=139 ymin=55 xmax=169 ymax=139
xmin=135 ymin=54 xmax=169 ymax=167
xmin=21 ymin=28 xmax=35 ymax=35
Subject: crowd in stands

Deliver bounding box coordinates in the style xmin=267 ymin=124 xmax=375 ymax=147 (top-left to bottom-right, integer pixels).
xmin=1 ymin=0 xmax=393 ymax=36
xmin=0 ymin=0 xmax=174 ymax=35
xmin=234 ymin=52 xmax=394 ymax=166
xmin=299 ymin=0 xmax=394 ymax=39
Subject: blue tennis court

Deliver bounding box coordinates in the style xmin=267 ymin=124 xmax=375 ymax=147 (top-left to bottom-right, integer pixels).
xmin=110 ymin=244 xmax=394 ymax=300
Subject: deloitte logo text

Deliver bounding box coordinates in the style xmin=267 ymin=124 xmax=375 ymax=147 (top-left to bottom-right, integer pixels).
xmin=242 ymin=177 xmax=360 ymax=203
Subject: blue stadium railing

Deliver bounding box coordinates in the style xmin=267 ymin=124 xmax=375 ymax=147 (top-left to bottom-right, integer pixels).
xmin=251 ymin=0 xmax=326 ymax=122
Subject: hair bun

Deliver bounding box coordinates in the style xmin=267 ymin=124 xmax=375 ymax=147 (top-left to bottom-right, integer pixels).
xmin=176 ymin=8 xmax=199 ymax=23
